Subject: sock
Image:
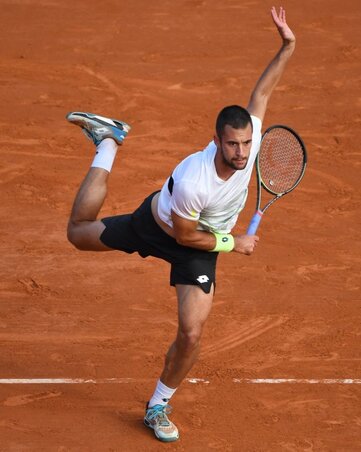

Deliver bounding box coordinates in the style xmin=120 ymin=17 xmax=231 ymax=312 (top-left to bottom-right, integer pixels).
xmin=91 ymin=138 xmax=118 ymax=172
xmin=148 ymin=379 xmax=177 ymax=408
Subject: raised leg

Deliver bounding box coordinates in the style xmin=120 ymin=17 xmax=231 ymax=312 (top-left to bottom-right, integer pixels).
xmin=67 ymin=166 xmax=112 ymax=251
xmin=66 ymin=112 xmax=131 ymax=251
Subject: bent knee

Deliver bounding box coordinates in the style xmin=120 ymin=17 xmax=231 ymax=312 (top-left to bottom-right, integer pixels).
xmin=67 ymin=225 xmax=87 ymax=250
xmin=67 ymin=221 xmax=108 ymax=251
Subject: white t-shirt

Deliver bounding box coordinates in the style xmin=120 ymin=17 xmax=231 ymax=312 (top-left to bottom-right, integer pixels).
xmin=157 ymin=115 xmax=262 ymax=234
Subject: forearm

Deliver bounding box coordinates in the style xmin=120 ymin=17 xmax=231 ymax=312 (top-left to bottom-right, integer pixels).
xmin=249 ymin=42 xmax=295 ymax=104
xmin=170 ymin=212 xmax=256 ymax=254
xmin=175 ymin=229 xmax=217 ymax=251
xmin=176 ymin=230 xmax=259 ymax=255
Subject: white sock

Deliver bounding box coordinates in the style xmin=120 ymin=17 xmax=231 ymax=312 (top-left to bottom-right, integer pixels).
xmin=149 ymin=379 xmax=177 ymax=407
xmin=91 ymin=138 xmax=118 ymax=172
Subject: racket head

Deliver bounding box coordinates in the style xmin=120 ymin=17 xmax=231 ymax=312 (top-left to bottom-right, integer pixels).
xmin=257 ymin=125 xmax=307 ymax=196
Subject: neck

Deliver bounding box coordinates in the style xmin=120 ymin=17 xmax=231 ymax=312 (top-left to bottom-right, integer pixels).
xmin=214 ymin=149 xmax=236 ymax=181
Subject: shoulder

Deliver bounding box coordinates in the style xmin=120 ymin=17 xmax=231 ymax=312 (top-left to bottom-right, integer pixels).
xmin=184 ymin=141 xmax=217 ymax=164
xmin=251 ymin=115 xmax=262 ymax=137
xmin=171 ymin=146 xmax=214 ymax=209
xmin=173 ymin=142 xmax=216 ymax=179
xmin=172 ymin=177 xmax=208 ymax=203
xmin=170 ymin=178 xmax=208 ymax=220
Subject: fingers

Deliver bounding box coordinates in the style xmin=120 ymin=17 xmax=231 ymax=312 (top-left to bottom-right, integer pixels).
xmin=245 ymin=243 xmax=256 ymax=255
xmin=279 ymin=7 xmax=286 ymax=23
xmin=270 ymin=6 xmax=278 ymax=22
xmin=247 ymin=234 xmax=259 ymax=243
xmin=249 ymin=235 xmax=259 ymax=254
xmin=245 ymin=236 xmax=259 ymax=255
xmin=233 ymin=234 xmax=259 ymax=255
xmin=271 ymin=6 xmax=287 ymax=24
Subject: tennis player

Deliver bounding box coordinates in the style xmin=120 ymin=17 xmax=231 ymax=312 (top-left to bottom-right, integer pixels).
xmin=66 ymin=7 xmax=295 ymax=442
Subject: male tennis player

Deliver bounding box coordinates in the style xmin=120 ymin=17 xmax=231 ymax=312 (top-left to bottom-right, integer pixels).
xmin=66 ymin=7 xmax=295 ymax=442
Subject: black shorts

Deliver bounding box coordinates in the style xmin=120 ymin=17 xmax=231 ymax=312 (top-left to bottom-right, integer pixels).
xmin=99 ymin=191 xmax=218 ymax=293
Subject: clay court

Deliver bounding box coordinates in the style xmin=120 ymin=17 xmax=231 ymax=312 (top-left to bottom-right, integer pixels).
xmin=1 ymin=0 xmax=360 ymax=450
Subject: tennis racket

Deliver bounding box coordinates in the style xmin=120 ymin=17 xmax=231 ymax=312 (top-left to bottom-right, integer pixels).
xmin=247 ymin=125 xmax=307 ymax=235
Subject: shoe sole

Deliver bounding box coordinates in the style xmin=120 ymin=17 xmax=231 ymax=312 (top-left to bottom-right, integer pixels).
xmin=66 ymin=112 xmax=131 ymax=133
xmin=143 ymin=419 xmax=179 ymax=442
xmin=66 ymin=112 xmax=131 ymax=145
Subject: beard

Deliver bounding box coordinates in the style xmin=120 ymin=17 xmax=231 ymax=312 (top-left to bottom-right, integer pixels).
xmin=221 ymin=146 xmax=248 ymax=171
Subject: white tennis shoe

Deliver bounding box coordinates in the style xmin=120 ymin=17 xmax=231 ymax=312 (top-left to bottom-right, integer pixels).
xmin=144 ymin=403 xmax=179 ymax=442
xmin=66 ymin=111 xmax=131 ymax=145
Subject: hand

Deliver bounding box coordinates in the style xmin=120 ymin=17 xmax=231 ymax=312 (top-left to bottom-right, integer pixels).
xmin=271 ymin=6 xmax=296 ymax=46
xmin=233 ymin=234 xmax=259 ymax=255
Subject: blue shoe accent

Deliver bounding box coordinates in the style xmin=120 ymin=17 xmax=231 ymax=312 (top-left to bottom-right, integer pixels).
xmin=66 ymin=112 xmax=131 ymax=146
xmin=144 ymin=403 xmax=179 ymax=442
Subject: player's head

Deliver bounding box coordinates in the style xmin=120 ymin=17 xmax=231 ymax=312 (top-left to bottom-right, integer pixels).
xmin=214 ymin=105 xmax=253 ymax=171
xmin=215 ymin=105 xmax=252 ymax=139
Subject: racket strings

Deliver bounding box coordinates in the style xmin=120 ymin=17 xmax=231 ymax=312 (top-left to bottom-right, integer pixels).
xmin=258 ymin=129 xmax=305 ymax=194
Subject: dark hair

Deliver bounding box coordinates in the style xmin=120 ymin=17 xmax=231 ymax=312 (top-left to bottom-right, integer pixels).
xmin=215 ymin=105 xmax=252 ymax=138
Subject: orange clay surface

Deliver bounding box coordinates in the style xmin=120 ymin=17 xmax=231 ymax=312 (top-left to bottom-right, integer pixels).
xmin=1 ymin=1 xmax=360 ymax=451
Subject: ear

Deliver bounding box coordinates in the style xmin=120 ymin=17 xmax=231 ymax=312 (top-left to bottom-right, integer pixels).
xmin=214 ymin=133 xmax=220 ymax=147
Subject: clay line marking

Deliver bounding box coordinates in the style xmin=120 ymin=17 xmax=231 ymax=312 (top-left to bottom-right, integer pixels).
xmin=233 ymin=379 xmax=361 ymax=384
xmin=77 ymin=65 xmax=121 ymax=98
xmin=0 ymin=378 xmax=360 ymax=385
xmin=201 ymin=318 xmax=268 ymax=355
xmin=201 ymin=317 xmax=285 ymax=358
xmin=0 ymin=378 xmax=135 ymax=384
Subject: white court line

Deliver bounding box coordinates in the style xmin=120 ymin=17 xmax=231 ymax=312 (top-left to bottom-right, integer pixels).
xmin=233 ymin=378 xmax=361 ymax=384
xmin=0 ymin=378 xmax=133 ymax=384
xmin=0 ymin=378 xmax=360 ymax=384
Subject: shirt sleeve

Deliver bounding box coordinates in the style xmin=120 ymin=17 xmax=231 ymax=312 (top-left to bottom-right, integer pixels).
xmin=251 ymin=115 xmax=262 ymax=156
xmin=251 ymin=115 xmax=262 ymax=138
xmin=170 ymin=180 xmax=206 ymax=222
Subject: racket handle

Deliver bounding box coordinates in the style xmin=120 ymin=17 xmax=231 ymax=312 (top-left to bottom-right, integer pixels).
xmin=247 ymin=210 xmax=263 ymax=235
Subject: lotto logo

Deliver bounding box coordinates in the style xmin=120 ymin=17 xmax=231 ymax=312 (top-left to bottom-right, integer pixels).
xmin=197 ymin=275 xmax=209 ymax=284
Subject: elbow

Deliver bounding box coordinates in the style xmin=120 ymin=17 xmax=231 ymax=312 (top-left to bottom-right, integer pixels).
xmin=175 ymin=234 xmax=189 ymax=247
xmin=250 ymin=91 xmax=268 ymax=106
xmin=174 ymin=231 xmax=194 ymax=247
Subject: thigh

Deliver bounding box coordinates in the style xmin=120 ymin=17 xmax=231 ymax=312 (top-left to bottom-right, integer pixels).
xmin=175 ymin=284 xmax=214 ymax=335
xmin=68 ymin=219 xmax=111 ymax=251
xmin=170 ymin=252 xmax=218 ymax=294
xmin=100 ymin=213 xmax=153 ymax=255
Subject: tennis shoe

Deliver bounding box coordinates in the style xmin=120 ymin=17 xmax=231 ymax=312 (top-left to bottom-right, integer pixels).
xmin=66 ymin=112 xmax=131 ymax=146
xmin=144 ymin=403 xmax=179 ymax=442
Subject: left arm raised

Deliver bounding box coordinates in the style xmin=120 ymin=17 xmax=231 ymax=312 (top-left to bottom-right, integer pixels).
xmin=247 ymin=7 xmax=296 ymax=122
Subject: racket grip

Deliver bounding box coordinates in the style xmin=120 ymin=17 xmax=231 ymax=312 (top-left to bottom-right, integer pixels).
xmin=247 ymin=210 xmax=263 ymax=235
